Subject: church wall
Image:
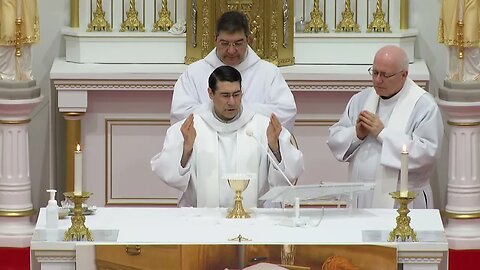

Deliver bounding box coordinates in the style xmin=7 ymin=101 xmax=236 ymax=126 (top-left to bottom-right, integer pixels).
xmin=26 ymin=1 xmax=448 ymax=210
xmin=30 ymin=1 xmax=68 ymax=214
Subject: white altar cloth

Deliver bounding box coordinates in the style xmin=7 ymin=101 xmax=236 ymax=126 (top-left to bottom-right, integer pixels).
xmin=31 ymin=208 xmax=448 ymax=270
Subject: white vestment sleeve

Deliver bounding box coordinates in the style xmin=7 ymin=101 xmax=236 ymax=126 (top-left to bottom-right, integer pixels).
xmin=267 ymin=128 xmax=304 ymax=187
xmin=249 ymin=68 xmax=297 ymax=132
xmin=326 ymin=98 xmax=363 ymax=161
xmin=150 ymin=122 xmax=191 ymax=192
xmin=170 ymin=69 xmax=203 ymax=125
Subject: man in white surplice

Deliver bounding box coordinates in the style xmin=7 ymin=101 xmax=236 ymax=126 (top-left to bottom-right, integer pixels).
xmin=327 ymin=46 xmax=444 ymax=209
xmin=151 ymin=66 xmax=304 ymax=208
xmin=171 ymin=11 xmax=296 ymax=132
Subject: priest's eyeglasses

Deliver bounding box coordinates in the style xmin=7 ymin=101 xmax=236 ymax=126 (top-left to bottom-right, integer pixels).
xmin=218 ymin=40 xmax=246 ymax=49
xmin=220 ymin=91 xmax=242 ymax=99
xmin=368 ymin=67 xmax=403 ymax=79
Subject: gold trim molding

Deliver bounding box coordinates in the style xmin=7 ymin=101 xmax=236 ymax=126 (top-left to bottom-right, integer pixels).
xmin=447 ymin=121 xmax=480 ymax=127
xmin=0 ymin=119 xmax=31 ymax=125
xmin=443 ymin=211 xmax=480 ymax=219
xmin=0 ymin=208 xmax=36 ymax=217
xmin=63 ymin=112 xmax=85 ymax=117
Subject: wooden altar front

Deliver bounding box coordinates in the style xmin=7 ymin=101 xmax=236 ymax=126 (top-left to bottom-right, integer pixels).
xmin=30 ymin=207 xmax=448 ymax=270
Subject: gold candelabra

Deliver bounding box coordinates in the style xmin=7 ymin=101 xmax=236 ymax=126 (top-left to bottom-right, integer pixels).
xmin=153 ymin=0 xmax=173 ymax=32
xmin=304 ymin=0 xmax=328 ymax=33
xmin=388 ymin=191 xmax=418 ymax=242
xmin=87 ymin=0 xmax=112 ymax=32
xmin=367 ymin=0 xmax=391 ymax=33
xmin=121 ymin=0 xmax=145 ymax=32
xmin=63 ymin=192 xmax=93 ymax=241
xmin=227 ymin=178 xmax=251 ymax=219
xmin=336 ymin=0 xmax=360 ymax=32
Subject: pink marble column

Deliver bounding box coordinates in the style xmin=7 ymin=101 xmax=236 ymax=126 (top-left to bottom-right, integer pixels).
xmin=438 ymin=100 xmax=480 ymax=249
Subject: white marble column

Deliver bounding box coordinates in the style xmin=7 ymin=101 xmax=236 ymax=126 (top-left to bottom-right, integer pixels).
xmin=438 ymin=99 xmax=480 ymax=249
xmin=0 ymin=83 xmax=43 ymax=247
xmin=0 ymin=122 xmax=33 ymax=211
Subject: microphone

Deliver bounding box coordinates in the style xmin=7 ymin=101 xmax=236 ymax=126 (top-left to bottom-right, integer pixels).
xmin=246 ymin=129 xmax=294 ymax=187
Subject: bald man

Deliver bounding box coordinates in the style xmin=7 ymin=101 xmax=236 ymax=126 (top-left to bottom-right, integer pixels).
xmin=327 ymin=45 xmax=444 ymax=209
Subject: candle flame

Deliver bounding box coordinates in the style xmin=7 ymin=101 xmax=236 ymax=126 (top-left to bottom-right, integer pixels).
xmin=402 ymin=144 xmax=407 ymax=153
xmin=76 ymin=144 xmax=81 ymax=152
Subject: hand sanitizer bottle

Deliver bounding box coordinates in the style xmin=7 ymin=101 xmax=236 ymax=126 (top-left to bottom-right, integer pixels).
xmin=45 ymin=189 xmax=59 ymax=241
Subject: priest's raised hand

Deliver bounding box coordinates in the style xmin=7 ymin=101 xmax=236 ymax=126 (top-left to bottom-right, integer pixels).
xmin=267 ymin=114 xmax=282 ymax=162
xmin=180 ymin=114 xmax=196 ymax=167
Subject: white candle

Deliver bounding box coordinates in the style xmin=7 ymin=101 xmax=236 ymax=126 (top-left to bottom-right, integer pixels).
xmin=74 ymin=144 xmax=83 ymax=196
xmin=400 ymin=145 xmax=409 ymax=197
xmin=16 ymin=0 xmax=22 ymax=19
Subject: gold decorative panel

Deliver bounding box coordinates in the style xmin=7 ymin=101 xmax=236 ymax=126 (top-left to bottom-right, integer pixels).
xmin=185 ymin=0 xmax=294 ymax=66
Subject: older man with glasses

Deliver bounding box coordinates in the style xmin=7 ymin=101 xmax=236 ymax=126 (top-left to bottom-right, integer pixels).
xmin=327 ymin=45 xmax=444 ymax=209
xmin=171 ymin=11 xmax=297 ymax=132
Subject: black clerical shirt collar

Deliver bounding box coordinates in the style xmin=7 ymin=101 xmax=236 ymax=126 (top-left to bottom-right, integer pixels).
xmin=380 ymin=80 xmax=408 ymax=100
xmin=380 ymin=91 xmax=401 ymax=100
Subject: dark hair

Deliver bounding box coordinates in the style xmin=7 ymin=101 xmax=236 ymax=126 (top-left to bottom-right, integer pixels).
xmin=215 ymin=11 xmax=250 ymax=37
xmin=208 ymin=66 xmax=242 ymax=93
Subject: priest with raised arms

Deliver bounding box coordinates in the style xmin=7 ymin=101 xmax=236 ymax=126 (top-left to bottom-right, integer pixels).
xmin=327 ymin=45 xmax=444 ymax=209
xmin=151 ymin=65 xmax=304 ymax=208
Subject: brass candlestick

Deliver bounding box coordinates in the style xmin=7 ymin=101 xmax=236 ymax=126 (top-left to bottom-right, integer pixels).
xmin=120 ymin=0 xmax=145 ymax=32
xmin=152 ymin=0 xmax=173 ymax=32
xmin=304 ymin=0 xmax=328 ymax=33
xmin=227 ymin=178 xmax=250 ymax=219
xmin=87 ymin=0 xmax=112 ymax=32
xmin=336 ymin=0 xmax=360 ymax=32
xmin=388 ymin=191 xmax=418 ymax=242
xmin=63 ymin=192 xmax=93 ymax=241
xmin=367 ymin=0 xmax=391 ymax=33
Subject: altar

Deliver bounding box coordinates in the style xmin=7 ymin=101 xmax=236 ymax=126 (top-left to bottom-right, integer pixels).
xmin=30 ymin=207 xmax=448 ymax=269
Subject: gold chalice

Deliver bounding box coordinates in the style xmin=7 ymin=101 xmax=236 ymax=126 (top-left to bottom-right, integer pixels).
xmin=226 ymin=175 xmax=251 ymax=219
